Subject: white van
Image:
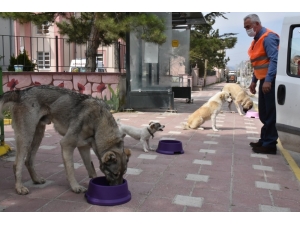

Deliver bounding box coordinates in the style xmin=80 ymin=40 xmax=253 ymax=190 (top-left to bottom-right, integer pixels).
xmin=276 ymin=16 xmax=300 ymax=153
xmin=69 ymin=59 xmax=106 ymax=72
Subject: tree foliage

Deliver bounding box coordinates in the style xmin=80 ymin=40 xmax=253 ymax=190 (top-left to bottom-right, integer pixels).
xmin=0 ymin=12 xmax=65 ymax=25
xmin=190 ymin=12 xmax=237 ymax=72
xmin=54 ymin=13 xmax=167 ymax=45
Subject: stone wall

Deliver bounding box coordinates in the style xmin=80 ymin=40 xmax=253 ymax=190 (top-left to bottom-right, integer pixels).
xmin=2 ymin=72 xmax=126 ymax=101
xmin=205 ymin=75 xmax=218 ymax=86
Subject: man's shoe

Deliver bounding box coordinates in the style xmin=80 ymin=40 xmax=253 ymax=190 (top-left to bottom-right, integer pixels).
xmin=249 ymin=141 xmax=263 ymax=147
xmin=252 ymin=146 xmax=277 ymax=155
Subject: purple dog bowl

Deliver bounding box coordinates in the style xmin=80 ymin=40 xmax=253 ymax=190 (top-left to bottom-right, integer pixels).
xmin=85 ymin=176 xmax=131 ymax=206
xmin=245 ymin=111 xmax=259 ymax=119
xmin=156 ymin=140 xmax=184 ymax=155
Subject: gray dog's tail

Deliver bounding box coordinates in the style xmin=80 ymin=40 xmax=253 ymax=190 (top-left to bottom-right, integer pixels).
xmin=0 ymin=90 xmax=21 ymax=119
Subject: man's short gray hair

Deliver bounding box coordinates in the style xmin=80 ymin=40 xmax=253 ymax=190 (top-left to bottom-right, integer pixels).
xmin=244 ymin=14 xmax=261 ymax=24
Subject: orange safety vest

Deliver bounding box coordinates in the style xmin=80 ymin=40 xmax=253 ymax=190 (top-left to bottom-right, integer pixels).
xmin=248 ymin=29 xmax=279 ymax=80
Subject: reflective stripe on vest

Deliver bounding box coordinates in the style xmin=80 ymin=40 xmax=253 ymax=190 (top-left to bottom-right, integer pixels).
xmin=254 ymin=63 xmax=269 ymax=69
xmin=251 ymin=55 xmax=269 ymax=63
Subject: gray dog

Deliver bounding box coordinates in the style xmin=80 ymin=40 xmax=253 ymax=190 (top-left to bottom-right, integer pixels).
xmin=0 ymin=85 xmax=131 ymax=195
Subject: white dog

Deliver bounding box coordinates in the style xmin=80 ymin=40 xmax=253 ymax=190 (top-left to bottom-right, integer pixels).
xmin=117 ymin=119 xmax=165 ymax=152
xmin=182 ymin=91 xmax=232 ymax=131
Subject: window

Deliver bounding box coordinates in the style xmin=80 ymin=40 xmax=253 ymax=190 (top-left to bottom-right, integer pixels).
xmin=37 ymin=52 xmax=50 ymax=69
xmin=36 ymin=21 xmax=50 ymax=35
xmin=289 ymin=26 xmax=300 ymax=76
xmin=96 ymin=54 xmax=103 ymax=62
xmin=96 ymin=53 xmax=103 ymax=67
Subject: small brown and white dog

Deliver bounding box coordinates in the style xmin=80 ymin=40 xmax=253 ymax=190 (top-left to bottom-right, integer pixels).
xmin=222 ymin=83 xmax=253 ymax=115
xmin=116 ymin=119 xmax=165 ymax=152
xmin=182 ymin=91 xmax=232 ymax=131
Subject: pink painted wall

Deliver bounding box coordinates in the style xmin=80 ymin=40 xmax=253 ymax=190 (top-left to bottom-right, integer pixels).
xmin=13 ymin=21 xmax=20 ymax=56
xmin=54 ymin=15 xmax=64 ymax=72
xmin=2 ymin=72 xmax=125 ymax=101
xmin=13 ymin=21 xmax=33 ymax=61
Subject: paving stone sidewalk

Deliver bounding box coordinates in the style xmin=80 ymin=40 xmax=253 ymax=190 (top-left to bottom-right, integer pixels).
xmin=1 ymin=82 xmax=300 ymax=212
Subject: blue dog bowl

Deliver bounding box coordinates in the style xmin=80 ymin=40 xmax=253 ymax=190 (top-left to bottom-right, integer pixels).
xmin=156 ymin=140 xmax=184 ymax=155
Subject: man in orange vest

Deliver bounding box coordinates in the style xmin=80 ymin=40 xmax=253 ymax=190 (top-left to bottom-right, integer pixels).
xmin=244 ymin=14 xmax=279 ymax=155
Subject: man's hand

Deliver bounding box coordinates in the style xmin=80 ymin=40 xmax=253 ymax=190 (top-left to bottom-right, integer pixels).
xmin=262 ymin=81 xmax=271 ymax=94
xmin=249 ymin=82 xmax=257 ymax=94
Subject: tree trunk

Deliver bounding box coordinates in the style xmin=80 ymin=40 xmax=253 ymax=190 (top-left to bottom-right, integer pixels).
xmin=203 ymin=59 xmax=208 ymax=87
xmin=85 ymin=13 xmax=101 ymax=72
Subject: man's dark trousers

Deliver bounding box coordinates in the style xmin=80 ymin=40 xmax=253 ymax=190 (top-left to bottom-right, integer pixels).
xmin=258 ymin=78 xmax=278 ymax=147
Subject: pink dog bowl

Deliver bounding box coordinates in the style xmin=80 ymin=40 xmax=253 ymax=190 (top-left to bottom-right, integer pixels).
xmin=85 ymin=176 xmax=131 ymax=206
xmin=245 ymin=111 xmax=259 ymax=119
xmin=156 ymin=140 xmax=184 ymax=155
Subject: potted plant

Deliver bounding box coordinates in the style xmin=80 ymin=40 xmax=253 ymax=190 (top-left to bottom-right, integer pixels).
xmin=7 ymin=50 xmax=36 ymax=72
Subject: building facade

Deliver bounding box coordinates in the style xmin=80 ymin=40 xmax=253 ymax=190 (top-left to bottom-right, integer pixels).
xmin=1 ymin=13 xmax=125 ymax=73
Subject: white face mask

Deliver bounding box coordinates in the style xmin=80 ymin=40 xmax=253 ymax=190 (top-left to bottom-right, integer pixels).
xmin=246 ymin=28 xmax=256 ymax=37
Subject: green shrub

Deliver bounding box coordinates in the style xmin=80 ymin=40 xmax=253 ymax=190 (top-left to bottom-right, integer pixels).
xmin=7 ymin=50 xmax=36 ymax=71
xmin=3 ymin=110 xmax=11 ymax=119
xmin=104 ymin=84 xmax=120 ymax=112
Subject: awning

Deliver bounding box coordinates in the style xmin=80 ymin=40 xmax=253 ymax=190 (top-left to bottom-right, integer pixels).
xmin=172 ymin=12 xmax=207 ymax=29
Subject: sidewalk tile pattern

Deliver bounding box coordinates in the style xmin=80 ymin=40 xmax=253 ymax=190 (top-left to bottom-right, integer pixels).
xmin=1 ymin=82 xmax=300 ymax=212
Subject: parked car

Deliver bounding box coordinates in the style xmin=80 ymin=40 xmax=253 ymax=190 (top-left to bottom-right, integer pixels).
xmin=69 ymin=59 xmax=107 ymax=72
xmin=226 ymin=71 xmax=237 ymax=83
xmin=275 ymin=16 xmax=300 ymax=153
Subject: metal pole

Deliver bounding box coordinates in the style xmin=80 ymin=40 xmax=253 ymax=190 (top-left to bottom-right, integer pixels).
xmin=125 ymin=27 xmax=131 ymax=109
xmin=55 ymin=36 xmax=59 ymax=72
xmin=148 ymin=63 xmax=152 ymax=86
xmin=138 ymin=38 xmax=142 ymax=88
xmin=118 ymin=41 xmax=121 ymax=73
xmin=156 ymin=48 xmax=159 ymax=85
xmin=0 ymin=67 xmax=11 ymax=156
xmin=203 ymin=59 xmax=208 ymax=87
xmin=0 ymin=67 xmax=4 ymax=145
